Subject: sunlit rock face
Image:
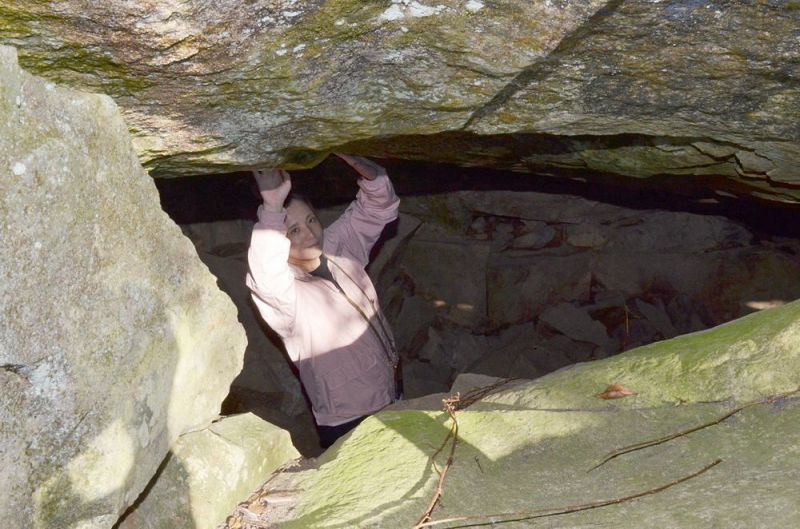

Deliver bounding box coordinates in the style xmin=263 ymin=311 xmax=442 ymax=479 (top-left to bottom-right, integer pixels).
xmin=179 ymin=220 xmax=309 ymax=419
xmin=118 ymin=413 xmax=299 ymax=529
xmin=2 ymin=2 xmax=798 ymax=203
xmin=0 ymin=47 xmax=246 ymax=528
xmin=271 ymin=300 xmax=800 ymax=528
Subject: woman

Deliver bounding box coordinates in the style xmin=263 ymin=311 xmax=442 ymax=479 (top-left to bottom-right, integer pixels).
xmin=246 ymin=154 xmax=401 ymax=448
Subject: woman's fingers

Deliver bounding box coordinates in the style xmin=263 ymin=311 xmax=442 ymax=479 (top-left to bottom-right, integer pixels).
xmin=252 ymin=168 xmax=284 ymax=191
xmin=253 ymin=168 xmax=292 ymax=210
xmin=334 ymin=153 xmax=386 ymax=180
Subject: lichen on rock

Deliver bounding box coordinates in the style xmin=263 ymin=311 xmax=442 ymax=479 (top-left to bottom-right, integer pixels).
xmin=117 ymin=413 xmax=299 ymax=529
xmin=2 ymin=1 xmax=799 ymax=204
xmin=0 ymin=45 xmax=246 ymax=528
xmin=279 ymin=299 xmax=800 ymax=528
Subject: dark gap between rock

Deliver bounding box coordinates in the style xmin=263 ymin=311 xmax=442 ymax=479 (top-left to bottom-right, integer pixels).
xmin=154 ymin=157 xmax=800 ymax=457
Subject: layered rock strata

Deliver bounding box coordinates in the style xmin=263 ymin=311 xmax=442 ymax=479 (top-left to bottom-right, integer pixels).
xmin=1 ymin=2 xmax=797 ymax=203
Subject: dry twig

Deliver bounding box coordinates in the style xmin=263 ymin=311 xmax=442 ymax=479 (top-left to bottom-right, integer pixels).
xmin=589 ymin=387 xmax=800 ymax=472
xmin=414 ymin=459 xmax=722 ymax=528
xmin=412 ymin=379 xmax=518 ymax=528
xmin=413 ymin=396 xmax=460 ymax=528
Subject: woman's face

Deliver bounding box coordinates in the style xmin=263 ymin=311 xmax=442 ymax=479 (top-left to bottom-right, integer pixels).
xmin=284 ymin=198 xmax=323 ymax=261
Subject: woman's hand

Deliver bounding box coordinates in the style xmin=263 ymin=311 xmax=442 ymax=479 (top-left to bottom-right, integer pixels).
xmin=335 ymin=153 xmax=387 ymax=181
xmin=253 ymin=169 xmax=291 ymax=212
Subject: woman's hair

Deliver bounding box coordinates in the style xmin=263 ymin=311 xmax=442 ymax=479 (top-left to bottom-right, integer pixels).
xmin=284 ymin=192 xmax=315 ymax=212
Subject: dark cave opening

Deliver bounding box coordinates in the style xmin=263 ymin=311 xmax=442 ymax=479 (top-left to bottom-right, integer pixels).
xmin=157 ymin=156 xmax=800 ymax=237
xmin=154 ymin=157 xmax=800 ymax=455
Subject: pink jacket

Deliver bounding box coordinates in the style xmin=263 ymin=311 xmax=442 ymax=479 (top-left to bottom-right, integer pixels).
xmin=246 ymin=175 xmax=400 ymax=426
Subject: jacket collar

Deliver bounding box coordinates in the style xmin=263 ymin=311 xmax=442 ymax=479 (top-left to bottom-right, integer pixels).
xmin=290 ymin=253 xmax=341 ymax=282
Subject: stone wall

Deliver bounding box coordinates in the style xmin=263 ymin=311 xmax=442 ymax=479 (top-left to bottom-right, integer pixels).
xmin=388 ymin=190 xmax=800 ymax=396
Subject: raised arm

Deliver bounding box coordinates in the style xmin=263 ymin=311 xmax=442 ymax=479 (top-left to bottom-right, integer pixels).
xmin=246 ymin=169 xmax=298 ymax=338
xmin=325 ymin=154 xmax=400 ymax=266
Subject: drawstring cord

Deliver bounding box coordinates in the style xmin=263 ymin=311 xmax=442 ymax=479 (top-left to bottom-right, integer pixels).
xmin=325 ymin=255 xmax=399 ymax=370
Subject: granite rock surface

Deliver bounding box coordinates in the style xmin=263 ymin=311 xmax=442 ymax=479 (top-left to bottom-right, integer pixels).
xmin=277 ymin=299 xmax=800 ymax=528
xmin=1 ymin=1 xmax=797 ymax=203
xmin=0 ymin=46 xmax=246 ymax=529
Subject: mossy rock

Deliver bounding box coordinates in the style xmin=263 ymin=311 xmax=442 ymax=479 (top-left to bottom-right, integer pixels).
xmin=0 ymin=46 xmax=246 ymax=529
xmin=282 ymin=299 xmax=800 ymax=528
xmin=4 ymin=1 xmax=798 ymax=205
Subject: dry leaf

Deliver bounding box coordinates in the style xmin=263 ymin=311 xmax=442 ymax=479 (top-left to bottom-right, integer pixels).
xmin=597 ymin=383 xmax=635 ymax=400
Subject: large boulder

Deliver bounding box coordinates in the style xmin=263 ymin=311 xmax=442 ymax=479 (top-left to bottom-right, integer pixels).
xmin=0 ymin=46 xmax=246 ymax=528
xmin=1 ymin=2 xmax=798 ymax=204
xmin=277 ymin=298 xmax=800 ymax=528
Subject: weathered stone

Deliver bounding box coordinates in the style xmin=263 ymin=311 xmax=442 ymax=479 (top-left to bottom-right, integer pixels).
xmin=488 ymin=251 xmax=594 ymax=327
xmin=700 ymin=249 xmax=800 ymax=323
xmin=180 ymin=219 xmax=254 ymax=258
xmin=624 ymin=317 xmax=664 ymax=350
xmin=606 ymin=211 xmax=752 ymax=253
xmin=401 ymin=359 xmax=453 ymax=400
xmin=564 ymin=223 xmax=607 ymax=249
xmin=547 ymin=331 xmax=602 ymax=364
xmin=441 ymin=329 xmax=490 ymax=373
xmin=488 ymin=220 xmax=516 ymax=251
xmin=367 ymin=213 xmax=422 ymax=287
xmin=459 ymin=323 xmax=543 ymax=379
xmin=383 ymin=189 xmax=800 ymax=391
xmin=460 ymin=190 xmax=626 ymax=224
xmin=539 ymin=302 xmax=609 ymax=347
xmin=0 ymin=46 xmax=246 ymax=528
xmin=0 ymin=2 xmax=604 ymax=172
xmin=392 ymin=295 xmax=437 ymax=356
xmin=416 ymin=327 xmax=489 ymax=374
xmin=402 ymin=237 xmax=491 ymax=327
xmin=586 ymin=289 xmax=627 ymax=312
xmin=508 ymin=221 xmax=555 ymax=249
xmin=2 ymin=2 xmax=799 ymax=204
xmin=416 ymin=327 xmax=444 ymax=364
xmin=467 ymin=216 xmax=489 ymax=239
xmin=400 ymin=193 xmax=473 ymax=238
xmin=196 ymin=250 xmax=306 ymax=417
xmin=634 ymin=298 xmax=677 ymax=339
xmin=461 ymin=2 xmax=800 ymax=193
xmin=278 ymin=299 xmax=800 ymax=528
xmin=591 ymin=251 xmax=715 ymax=300
xmin=450 ymin=373 xmax=504 ymax=395
xmin=118 ymin=413 xmax=299 ymax=529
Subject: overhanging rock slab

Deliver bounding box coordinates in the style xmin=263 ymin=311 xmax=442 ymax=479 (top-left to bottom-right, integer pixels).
xmin=3 ymin=2 xmax=798 ymax=205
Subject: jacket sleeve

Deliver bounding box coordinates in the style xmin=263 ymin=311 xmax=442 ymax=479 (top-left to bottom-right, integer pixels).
xmin=325 ymin=173 xmax=400 ymax=267
xmin=246 ymin=205 xmax=297 ymax=339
